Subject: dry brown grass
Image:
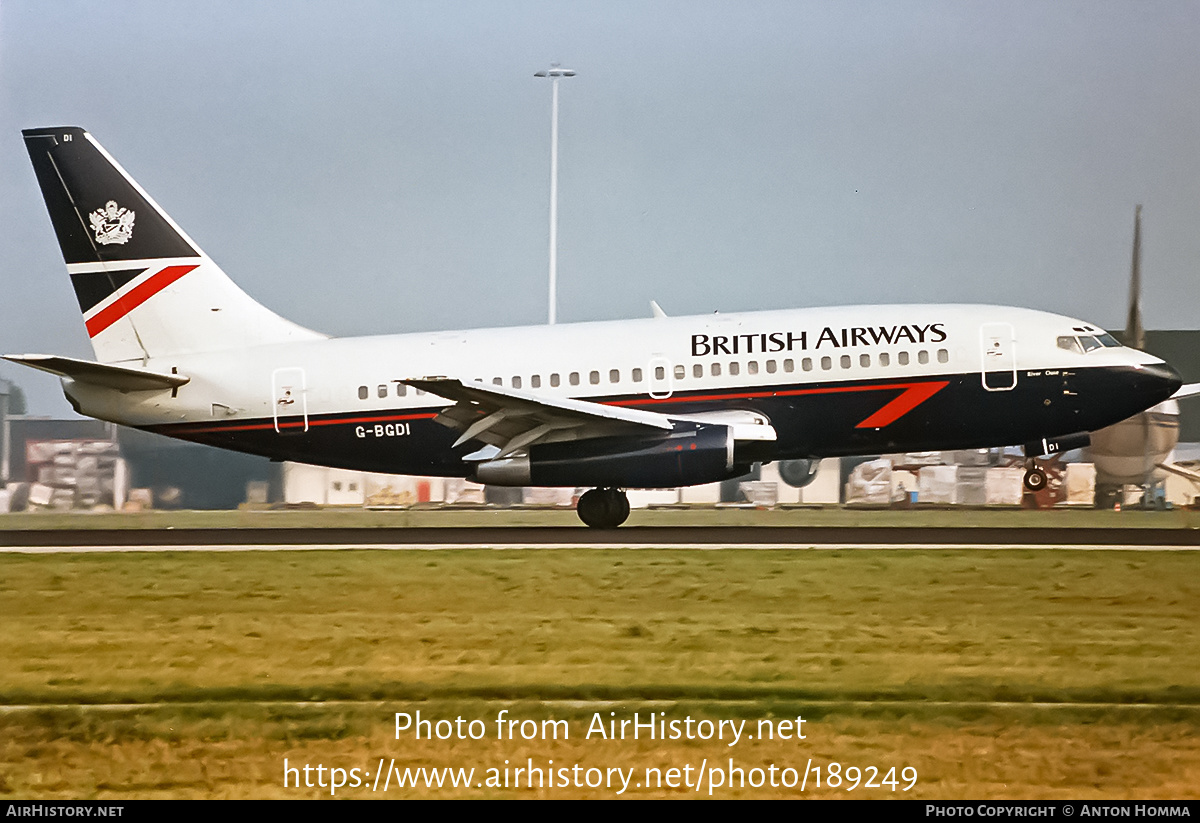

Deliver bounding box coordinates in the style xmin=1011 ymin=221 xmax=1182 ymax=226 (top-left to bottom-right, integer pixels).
xmin=1 ymin=547 xmax=1197 ymax=798
xmin=2 ymin=705 xmax=1198 ymax=799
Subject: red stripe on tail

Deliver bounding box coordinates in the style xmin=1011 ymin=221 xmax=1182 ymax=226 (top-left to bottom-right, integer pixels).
xmin=85 ymin=264 xmax=200 ymax=337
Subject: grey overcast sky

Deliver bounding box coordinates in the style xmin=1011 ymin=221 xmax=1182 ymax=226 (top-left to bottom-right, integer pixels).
xmin=2 ymin=1 xmax=1199 ymax=415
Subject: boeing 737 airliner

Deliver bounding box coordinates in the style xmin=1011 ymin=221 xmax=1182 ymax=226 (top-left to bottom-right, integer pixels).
xmin=6 ymin=127 xmax=1183 ymax=526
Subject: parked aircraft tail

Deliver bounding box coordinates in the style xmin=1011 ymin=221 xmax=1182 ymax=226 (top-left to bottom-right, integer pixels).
xmin=22 ymin=127 xmax=323 ymax=364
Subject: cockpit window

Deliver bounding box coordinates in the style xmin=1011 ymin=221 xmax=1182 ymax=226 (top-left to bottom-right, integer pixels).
xmin=1059 ymin=332 xmax=1123 ymax=353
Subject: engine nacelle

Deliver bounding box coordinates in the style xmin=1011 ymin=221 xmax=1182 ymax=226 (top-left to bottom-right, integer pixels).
xmin=1089 ymin=400 xmax=1180 ymax=484
xmin=470 ymin=423 xmax=744 ymax=488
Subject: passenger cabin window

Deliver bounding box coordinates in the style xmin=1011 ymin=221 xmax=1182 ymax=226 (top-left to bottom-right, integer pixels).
xmin=377 ymin=385 xmax=387 ymax=398
xmin=396 ymin=383 xmax=407 ymax=396
xmin=860 ymin=354 xmax=870 ymax=368
xmin=711 ymin=363 xmax=722 ymax=377
xmin=512 ymin=376 xmax=522 ymax=389
xmin=937 ymin=349 xmax=949 ymax=364
xmin=898 ymin=352 xmax=910 ymax=366
xmin=551 ymin=373 xmax=561 ymax=387
xmin=729 ymin=362 xmax=740 ymax=376
xmin=610 ymin=369 xmax=620 ymax=383
xmin=632 ymin=368 xmax=643 ymax=382
xmin=492 ymin=377 xmax=502 ymax=386
xmin=569 ymin=372 xmax=580 ymax=386
xmin=766 ymin=360 xmax=777 ymax=374
xmin=589 ymin=370 xmax=600 ymax=385
xmin=531 ymin=375 xmax=542 ymax=389
xmin=748 ymin=361 xmax=759 ymax=375
xmin=840 ymin=355 xmax=851 ymax=369
xmin=802 ymin=358 xmax=813 ymax=372
xmin=918 ymin=350 xmax=930 ymax=365
xmin=820 ymin=356 xmax=832 ymax=370
xmin=693 ymin=364 xmax=703 ymax=378
xmin=674 ymin=364 xmax=685 ymax=379
xmin=655 ymin=366 xmax=665 ymax=380
xmin=358 ymin=386 xmax=368 ymax=400
xmin=879 ymin=352 xmax=890 ymax=367
xmin=784 ymin=359 xmax=794 ymax=373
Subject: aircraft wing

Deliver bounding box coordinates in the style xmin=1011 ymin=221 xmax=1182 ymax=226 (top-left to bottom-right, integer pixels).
xmin=3 ymin=354 xmax=189 ymax=393
xmin=1157 ymin=461 xmax=1200 ymax=485
xmin=401 ymin=376 xmax=673 ymax=459
xmin=1171 ymin=383 xmax=1200 ymax=400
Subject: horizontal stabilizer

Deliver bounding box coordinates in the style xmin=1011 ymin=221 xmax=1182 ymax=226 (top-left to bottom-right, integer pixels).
xmin=3 ymin=354 xmax=189 ymax=393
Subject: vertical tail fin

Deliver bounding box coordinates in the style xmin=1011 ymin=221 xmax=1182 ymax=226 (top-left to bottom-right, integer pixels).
xmin=1124 ymin=204 xmax=1145 ymax=351
xmin=23 ymin=127 xmax=324 ymax=363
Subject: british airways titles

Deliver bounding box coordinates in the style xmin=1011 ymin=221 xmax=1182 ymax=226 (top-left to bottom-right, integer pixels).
xmin=690 ymin=323 xmax=949 ymax=357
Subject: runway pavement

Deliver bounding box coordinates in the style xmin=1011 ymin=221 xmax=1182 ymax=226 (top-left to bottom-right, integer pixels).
xmin=2 ymin=525 xmax=1198 ymax=551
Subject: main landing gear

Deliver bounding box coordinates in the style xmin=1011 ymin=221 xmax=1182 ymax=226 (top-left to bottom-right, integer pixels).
xmin=576 ymin=487 xmax=631 ymax=529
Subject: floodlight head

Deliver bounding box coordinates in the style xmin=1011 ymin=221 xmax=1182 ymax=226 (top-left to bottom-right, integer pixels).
xmin=535 ymin=65 xmax=576 ymax=78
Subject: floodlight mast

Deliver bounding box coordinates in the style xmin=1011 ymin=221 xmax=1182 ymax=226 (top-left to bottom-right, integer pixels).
xmin=535 ymin=64 xmax=575 ymax=325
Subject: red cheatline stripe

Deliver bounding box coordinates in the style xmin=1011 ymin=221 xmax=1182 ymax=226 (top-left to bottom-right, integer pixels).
xmin=161 ymin=382 xmax=950 ymax=436
xmin=167 ymin=411 xmax=437 ymax=435
xmin=85 ymin=264 xmax=200 ymax=337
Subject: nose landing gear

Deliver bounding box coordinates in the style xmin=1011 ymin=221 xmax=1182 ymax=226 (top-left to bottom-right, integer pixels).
xmin=576 ymin=487 xmax=631 ymax=529
xmin=1023 ymin=462 xmax=1048 ymax=492
xmin=1021 ymin=432 xmax=1088 ymax=493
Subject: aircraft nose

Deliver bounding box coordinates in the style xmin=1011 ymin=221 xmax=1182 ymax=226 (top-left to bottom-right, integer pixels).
xmin=1136 ymin=361 xmax=1183 ymax=403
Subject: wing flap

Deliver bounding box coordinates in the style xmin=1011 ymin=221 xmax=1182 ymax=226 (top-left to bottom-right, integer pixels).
xmin=401 ymin=376 xmax=673 ymax=456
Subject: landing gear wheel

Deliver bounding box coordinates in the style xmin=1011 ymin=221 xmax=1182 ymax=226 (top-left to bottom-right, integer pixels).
xmin=1023 ymin=467 xmax=1048 ymax=492
xmin=614 ymin=490 xmax=631 ymax=524
xmin=576 ymin=488 xmax=631 ymax=529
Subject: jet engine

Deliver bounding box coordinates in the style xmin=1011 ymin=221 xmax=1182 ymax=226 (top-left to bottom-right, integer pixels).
xmin=470 ymin=423 xmax=749 ymax=488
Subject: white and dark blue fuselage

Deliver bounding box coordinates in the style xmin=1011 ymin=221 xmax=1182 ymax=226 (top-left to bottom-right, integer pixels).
xmin=61 ymin=304 xmax=1179 ymax=480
